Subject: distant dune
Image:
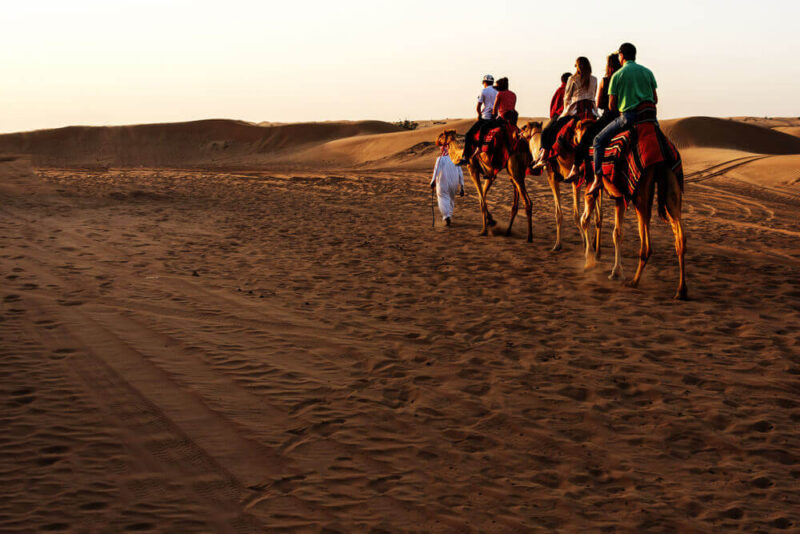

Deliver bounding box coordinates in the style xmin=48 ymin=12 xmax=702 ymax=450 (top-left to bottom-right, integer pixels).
xmin=1 ymin=116 xmax=799 ymax=171
xmin=0 ymin=119 xmax=402 ymax=169
xmin=660 ymin=117 xmax=800 ymax=154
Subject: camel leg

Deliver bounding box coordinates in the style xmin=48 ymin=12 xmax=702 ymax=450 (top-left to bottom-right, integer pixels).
xmin=669 ymin=215 xmax=688 ymax=300
xmin=468 ymin=165 xmax=488 ymax=235
xmin=520 ymin=177 xmax=534 ymax=243
xmin=626 ymin=196 xmax=653 ymax=289
xmin=548 ymin=173 xmax=563 ymax=251
xmin=609 ymin=198 xmax=626 ymax=280
xmin=509 ymin=173 xmax=533 ymax=242
xmin=481 ymin=175 xmax=497 ymax=231
xmin=506 ymin=184 xmax=519 ymax=237
xmin=572 ymin=182 xmax=582 ymax=246
xmin=664 ymin=170 xmax=688 ymax=300
xmin=579 ymin=192 xmax=597 ymax=270
xmin=595 ymin=190 xmax=603 ymax=259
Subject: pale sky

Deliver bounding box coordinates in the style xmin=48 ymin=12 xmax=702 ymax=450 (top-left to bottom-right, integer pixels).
xmin=1 ymin=0 xmax=798 ymax=133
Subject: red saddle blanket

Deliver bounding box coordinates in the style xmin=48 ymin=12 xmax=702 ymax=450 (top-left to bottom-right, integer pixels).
xmin=472 ymin=122 xmax=528 ymax=169
xmin=596 ymin=121 xmax=683 ymax=198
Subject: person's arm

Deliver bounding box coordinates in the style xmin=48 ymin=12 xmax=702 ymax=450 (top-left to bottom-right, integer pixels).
xmin=476 ymin=101 xmax=483 ymax=119
xmin=492 ymin=94 xmax=498 ymax=117
xmin=652 ymin=88 xmax=658 ymax=104
xmin=609 ymin=94 xmax=618 ymax=112
xmin=430 ymin=157 xmax=440 ymax=188
xmin=595 ymin=78 xmax=604 ymax=105
xmin=563 ymin=78 xmax=574 ymax=113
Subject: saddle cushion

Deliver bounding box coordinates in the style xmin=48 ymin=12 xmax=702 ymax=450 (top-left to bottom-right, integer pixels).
xmin=592 ymin=121 xmax=683 ymax=199
xmin=473 ymin=122 xmax=527 ymax=169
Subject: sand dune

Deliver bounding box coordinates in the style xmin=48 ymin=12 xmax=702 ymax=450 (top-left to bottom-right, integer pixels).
xmin=2 ymin=116 xmax=800 ymax=175
xmin=0 ymin=119 xmax=403 ymax=169
xmin=660 ymin=116 xmax=800 ymax=154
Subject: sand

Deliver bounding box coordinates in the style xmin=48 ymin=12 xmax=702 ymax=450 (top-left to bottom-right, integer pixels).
xmin=1 ymin=116 xmax=799 ymax=532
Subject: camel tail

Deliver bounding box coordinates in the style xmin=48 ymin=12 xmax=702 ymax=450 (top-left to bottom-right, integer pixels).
xmin=656 ymin=164 xmax=682 ymax=222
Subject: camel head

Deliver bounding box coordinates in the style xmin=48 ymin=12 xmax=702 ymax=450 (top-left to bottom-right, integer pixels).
xmin=573 ymin=118 xmax=597 ymax=147
xmin=436 ymin=129 xmax=458 ymax=147
xmin=520 ymin=121 xmax=542 ymax=140
xmin=521 ymin=121 xmax=543 ymax=152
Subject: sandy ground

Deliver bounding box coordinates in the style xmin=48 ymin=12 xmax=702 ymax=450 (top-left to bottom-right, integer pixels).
xmin=1 ymin=140 xmax=799 ymax=532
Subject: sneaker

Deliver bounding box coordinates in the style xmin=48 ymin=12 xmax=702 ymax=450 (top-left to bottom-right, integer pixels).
xmin=586 ymin=174 xmax=604 ymax=196
xmin=563 ymin=164 xmax=580 ymax=183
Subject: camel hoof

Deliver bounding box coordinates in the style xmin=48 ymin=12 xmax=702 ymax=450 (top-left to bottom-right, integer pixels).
xmin=504 ymin=229 xmax=512 ymax=237
xmin=624 ymin=280 xmax=639 ymax=288
xmin=478 ymin=229 xmax=488 ymax=236
xmin=674 ymin=288 xmax=689 ymax=301
xmin=608 ymin=270 xmax=623 ymax=281
xmin=551 ymin=243 xmax=562 ymax=252
xmin=583 ymin=262 xmax=597 ymax=271
xmin=527 ymin=236 xmax=533 ymax=243
xmin=488 ymin=219 xmax=497 ymax=227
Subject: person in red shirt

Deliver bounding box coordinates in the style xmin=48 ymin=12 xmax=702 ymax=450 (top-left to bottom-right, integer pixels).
xmin=492 ymin=77 xmax=518 ymax=124
xmin=549 ymin=72 xmax=571 ymax=118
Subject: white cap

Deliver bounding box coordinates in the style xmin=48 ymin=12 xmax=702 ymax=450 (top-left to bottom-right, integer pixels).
xmin=483 ymin=74 xmax=494 ymax=83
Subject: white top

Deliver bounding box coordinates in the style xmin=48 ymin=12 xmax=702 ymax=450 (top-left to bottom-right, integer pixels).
xmin=430 ymin=154 xmax=464 ymax=191
xmin=562 ymin=74 xmax=598 ymax=117
xmin=477 ymin=86 xmax=498 ymax=120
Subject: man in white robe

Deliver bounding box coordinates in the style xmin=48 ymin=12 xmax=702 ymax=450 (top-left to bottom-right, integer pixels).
xmin=430 ymin=152 xmax=465 ymax=226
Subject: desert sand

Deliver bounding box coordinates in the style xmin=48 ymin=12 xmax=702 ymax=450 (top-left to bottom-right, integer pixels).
xmin=1 ymin=116 xmax=799 ymax=532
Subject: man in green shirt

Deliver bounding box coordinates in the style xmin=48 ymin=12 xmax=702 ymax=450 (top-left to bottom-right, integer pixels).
xmin=588 ymin=42 xmax=658 ymax=195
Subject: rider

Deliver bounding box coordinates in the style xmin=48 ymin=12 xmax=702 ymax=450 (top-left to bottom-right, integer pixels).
xmin=587 ymin=42 xmax=658 ymax=195
xmin=564 ymin=52 xmax=622 ymax=182
xmin=456 ymin=75 xmax=498 ymax=166
xmin=492 ymin=77 xmax=518 ymax=125
xmin=550 ymin=72 xmax=571 ymax=119
xmin=533 ymin=57 xmax=598 ymax=169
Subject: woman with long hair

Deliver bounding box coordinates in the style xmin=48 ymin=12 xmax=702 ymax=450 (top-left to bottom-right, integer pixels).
xmin=533 ymin=56 xmax=598 ymax=169
xmin=565 ymin=53 xmax=621 ymax=181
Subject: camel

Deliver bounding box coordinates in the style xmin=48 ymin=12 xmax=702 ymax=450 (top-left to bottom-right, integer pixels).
xmin=521 ymin=121 xmax=603 ymax=254
xmin=575 ymin=121 xmax=688 ymax=300
xmin=436 ymin=126 xmax=534 ymax=242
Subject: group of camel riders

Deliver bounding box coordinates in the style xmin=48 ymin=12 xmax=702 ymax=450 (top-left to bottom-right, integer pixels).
xmin=456 ymin=42 xmax=657 ymax=196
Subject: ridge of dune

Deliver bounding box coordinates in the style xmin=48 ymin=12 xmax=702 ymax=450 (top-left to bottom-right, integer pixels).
xmin=774 ymin=126 xmax=800 ymax=138
xmin=660 ymin=116 xmax=800 ymax=154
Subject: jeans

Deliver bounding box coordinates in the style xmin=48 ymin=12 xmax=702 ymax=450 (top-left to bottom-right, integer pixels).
xmin=592 ymin=110 xmax=637 ymax=175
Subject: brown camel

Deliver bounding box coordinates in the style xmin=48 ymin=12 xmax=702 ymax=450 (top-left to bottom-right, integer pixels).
xmin=521 ymin=120 xmax=603 ymax=254
xmin=436 ymin=127 xmax=534 ymax=242
xmin=576 ymin=122 xmax=688 ymax=300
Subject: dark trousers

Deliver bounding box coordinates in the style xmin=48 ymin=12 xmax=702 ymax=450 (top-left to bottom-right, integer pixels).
xmin=575 ymin=112 xmax=618 ymax=163
xmin=463 ymin=118 xmax=496 ymax=159
xmin=541 ymin=115 xmax=572 ymax=152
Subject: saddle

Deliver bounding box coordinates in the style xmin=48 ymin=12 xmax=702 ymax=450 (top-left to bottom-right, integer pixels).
xmin=470 ymin=120 xmax=528 ymax=169
xmin=595 ymin=109 xmax=683 ymax=199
